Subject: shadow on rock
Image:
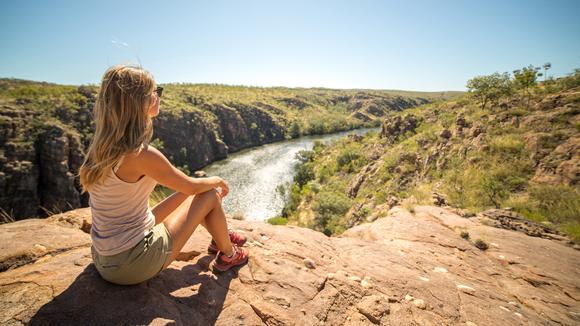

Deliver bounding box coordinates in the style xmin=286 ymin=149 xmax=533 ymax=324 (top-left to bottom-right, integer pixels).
xmin=29 ymin=255 xmax=237 ymax=325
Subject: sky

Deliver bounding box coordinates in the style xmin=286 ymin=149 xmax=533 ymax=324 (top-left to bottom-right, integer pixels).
xmin=0 ymin=0 xmax=579 ymax=91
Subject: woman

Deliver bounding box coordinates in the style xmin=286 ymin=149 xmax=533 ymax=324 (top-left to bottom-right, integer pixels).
xmin=79 ymin=64 xmax=249 ymax=286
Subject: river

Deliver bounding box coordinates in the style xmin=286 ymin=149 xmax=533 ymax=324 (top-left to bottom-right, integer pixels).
xmin=202 ymin=127 xmax=380 ymax=222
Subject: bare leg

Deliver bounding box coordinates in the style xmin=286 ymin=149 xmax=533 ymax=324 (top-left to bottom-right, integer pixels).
xmin=161 ymin=190 xmax=233 ymax=270
xmin=199 ymin=199 xmax=231 ymax=251
xmin=151 ymin=191 xmax=189 ymax=225
xmin=160 ymin=193 xmax=229 ymax=249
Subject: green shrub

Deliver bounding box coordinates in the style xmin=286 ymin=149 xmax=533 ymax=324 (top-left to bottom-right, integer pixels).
xmin=276 ymin=183 xmax=288 ymax=197
xmin=313 ymin=140 xmax=326 ymax=153
xmin=360 ymin=206 xmax=371 ymax=218
xmin=296 ymin=149 xmax=315 ymax=163
xmin=311 ymin=190 xmax=353 ymax=235
xmin=481 ymin=175 xmax=509 ymax=208
xmin=318 ymin=163 xmax=336 ymax=183
xmin=324 ymin=217 xmax=347 ymax=236
xmin=150 ymin=138 xmax=164 ymax=150
xmin=307 ymin=121 xmax=326 ymax=135
xmin=313 ymin=191 xmax=352 ymax=217
xmin=294 ymin=162 xmax=315 ymax=187
xmin=378 ymin=152 xmax=401 ymax=182
xmin=267 ymin=216 xmax=289 ymax=225
xmin=179 ymin=147 xmax=188 ymax=159
xmin=375 ymin=190 xmax=388 ymax=204
xmin=336 ymin=144 xmax=367 ymax=173
xmin=290 ymin=121 xmax=301 ymax=138
xmin=474 ymin=239 xmax=489 ymax=250
xmin=281 ymin=184 xmax=302 ymax=217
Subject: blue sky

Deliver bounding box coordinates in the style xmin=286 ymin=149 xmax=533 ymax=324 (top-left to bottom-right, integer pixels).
xmin=0 ymin=0 xmax=579 ymax=91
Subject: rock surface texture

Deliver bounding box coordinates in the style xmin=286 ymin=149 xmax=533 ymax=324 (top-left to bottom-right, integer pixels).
xmin=1 ymin=205 xmax=578 ymax=325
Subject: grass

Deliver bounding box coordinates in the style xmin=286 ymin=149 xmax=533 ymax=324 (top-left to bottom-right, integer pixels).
xmin=559 ymin=222 xmax=580 ymax=243
xmin=267 ymin=216 xmax=288 ymax=225
xmin=0 ymin=207 xmax=15 ymax=224
xmin=488 ymin=134 xmax=525 ymax=155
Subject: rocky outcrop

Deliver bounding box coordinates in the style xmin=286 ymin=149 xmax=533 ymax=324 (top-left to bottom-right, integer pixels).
xmin=0 ymin=205 xmax=578 ymax=325
xmin=347 ymin=161 xmax=380 ymax=199
xmin=349 ymin=95 xmax=429 ymax=123
xmin=206 ymin=104 xmax=252 ymax=153
xmin=348 ymin=93 xmax=430 ymax=116
xmin=532 ymin=135 xmax=579 ymax=185
xmin=452 ymin=113 xmax=470 ymax=138
xmin=152 ymin=109 xmax=228 ymax=170
xmin=207 ymin=103 xmax=286 ymax=153
xmin=0 ymin=110 xmax=86 ymax=218
xmin=36 ymin=121 xmax=86 ymax=213
xmin=380 ymin=114 xmax=419 ymax=143
xmin=0 ymin=106 xmax=40 ymax=218
xmin=478 ymin=208 xmax=571 ymax=242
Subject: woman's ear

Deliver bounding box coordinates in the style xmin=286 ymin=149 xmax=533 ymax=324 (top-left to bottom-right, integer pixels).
xmin=148 ymin=95 xmax=160 ymax=117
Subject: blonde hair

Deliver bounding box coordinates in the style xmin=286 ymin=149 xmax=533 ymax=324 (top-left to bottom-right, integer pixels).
xmin=79 ymin=64 xmax=156 ymax=193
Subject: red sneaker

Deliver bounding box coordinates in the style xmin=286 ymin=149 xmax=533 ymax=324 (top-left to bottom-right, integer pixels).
xmin=210 ymin=244 xmax=249 ymax=273
xmin=207 ymin=229 xmax=247 ymax=254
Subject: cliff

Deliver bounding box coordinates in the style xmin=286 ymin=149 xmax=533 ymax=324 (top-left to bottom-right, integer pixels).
xmin=1 ymin=205 xmax=579 ymax=325
xmin=0 ymin=79 xmax=459 ymax=220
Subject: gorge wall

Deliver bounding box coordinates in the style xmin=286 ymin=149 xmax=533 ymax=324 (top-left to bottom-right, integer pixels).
xmin=0 ymin=79 xmax=453 ymax=219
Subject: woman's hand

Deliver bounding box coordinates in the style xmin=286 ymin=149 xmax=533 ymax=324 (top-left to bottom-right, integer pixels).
xmin=211 ymin=176 xmax=229 ymax=199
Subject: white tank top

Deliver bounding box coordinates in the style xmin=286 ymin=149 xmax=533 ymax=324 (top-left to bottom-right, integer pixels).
xmin=89 ymin=154 xmax=158 ymax=256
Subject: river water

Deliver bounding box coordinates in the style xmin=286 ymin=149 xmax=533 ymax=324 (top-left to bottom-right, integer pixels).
xmin=203 ymin=127 xmax=380 ymax=221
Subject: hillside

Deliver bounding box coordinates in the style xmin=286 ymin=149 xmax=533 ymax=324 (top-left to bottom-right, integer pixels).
xmin=1 ymin=205 xmax=579 ymax=325
xmin=0 ymin=79 xmax=460 ymax=220
xmin=279 ymin=70 xmax=580 ymax=242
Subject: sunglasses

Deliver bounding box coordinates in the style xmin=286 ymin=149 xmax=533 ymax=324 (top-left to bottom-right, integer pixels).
xmin=155 ymin=86 xmax=164 ymax=97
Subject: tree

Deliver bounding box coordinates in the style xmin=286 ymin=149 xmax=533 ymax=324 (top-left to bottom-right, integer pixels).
xmin=289 ymin=120 xmax=301 ymax=138
xmin=543 ymin=62 xmax=552 ymax=82
xmin=294 ymin=163 xmax=315 ymax=187
xmin=513 ymin=65 xmax=542 ymax=108
xmin=481 ymin=176 xmax=508 ymax=209
xmin=466 ymin=72 xmax=513 ymax=110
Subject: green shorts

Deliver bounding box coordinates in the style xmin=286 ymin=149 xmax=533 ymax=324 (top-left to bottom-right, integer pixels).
xmin=91 ymin=222 xmax=173 ymax=285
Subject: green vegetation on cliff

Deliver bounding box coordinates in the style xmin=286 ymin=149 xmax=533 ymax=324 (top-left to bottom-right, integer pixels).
xmin=0 ymin=78 xmax=460 ymax=220
xmin=281 ymin=66 xmax=580 ymax=241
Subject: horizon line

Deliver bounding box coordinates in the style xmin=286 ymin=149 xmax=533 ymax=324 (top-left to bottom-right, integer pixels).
xmin=0 ymin=76 xmax=467 ymax=94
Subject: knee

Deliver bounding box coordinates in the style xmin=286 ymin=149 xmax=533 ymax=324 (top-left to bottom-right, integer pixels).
xmin=199 ymin=189 xmax=221 ymax=208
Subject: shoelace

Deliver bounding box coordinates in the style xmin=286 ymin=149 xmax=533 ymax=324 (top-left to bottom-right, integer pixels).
xmin=222 ymin=245 xmax=239 ymax=260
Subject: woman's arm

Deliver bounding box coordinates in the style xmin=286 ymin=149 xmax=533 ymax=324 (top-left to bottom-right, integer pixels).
xmin=138 ymin=145 xmax=229 ymax=197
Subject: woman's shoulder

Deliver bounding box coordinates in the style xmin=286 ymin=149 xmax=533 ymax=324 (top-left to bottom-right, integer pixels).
xmin=124 ymin=143 xmax=164 ymax=168
xmin=125 ymin=143 xmax=158 ymax=159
